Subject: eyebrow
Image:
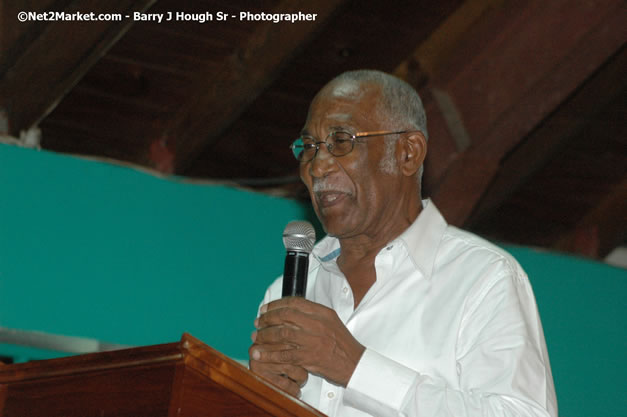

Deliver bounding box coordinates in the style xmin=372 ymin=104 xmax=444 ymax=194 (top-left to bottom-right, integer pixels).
xmin=301 ymin=125 xmax=352 ymax=137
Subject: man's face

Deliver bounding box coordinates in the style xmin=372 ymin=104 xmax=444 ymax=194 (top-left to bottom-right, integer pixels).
xmin=299 ymin=83 xmax=402 ymax=239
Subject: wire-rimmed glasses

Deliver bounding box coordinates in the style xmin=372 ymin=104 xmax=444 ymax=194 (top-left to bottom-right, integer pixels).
xmin=290 ymin=130 xmax=418 ymax=162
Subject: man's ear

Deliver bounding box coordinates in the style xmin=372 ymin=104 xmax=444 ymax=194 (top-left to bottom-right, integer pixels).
xmin=398 ymin=132 xmax=427 ymax=176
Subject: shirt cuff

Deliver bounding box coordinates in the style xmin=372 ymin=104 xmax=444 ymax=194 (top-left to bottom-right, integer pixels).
xmin=344 ymin=348 xmax=419 ymax=414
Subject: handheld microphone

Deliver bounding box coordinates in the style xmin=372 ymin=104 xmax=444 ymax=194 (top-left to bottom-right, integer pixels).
xmin=281 ymin=221 xmax=316 ymax=297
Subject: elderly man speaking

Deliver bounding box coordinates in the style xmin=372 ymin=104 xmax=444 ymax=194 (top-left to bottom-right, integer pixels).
xmin=249 ymin=70 xmax=557 ymax=417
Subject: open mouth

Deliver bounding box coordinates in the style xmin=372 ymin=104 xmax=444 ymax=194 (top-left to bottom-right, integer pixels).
xmin=316 ymin=191 xmax=348 ymax=208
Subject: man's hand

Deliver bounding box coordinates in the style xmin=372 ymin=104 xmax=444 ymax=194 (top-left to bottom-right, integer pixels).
xmin=250 ymin=297 xmax=365 ymax=389
xmin=249 ymin=340 xmax=309 ymax=397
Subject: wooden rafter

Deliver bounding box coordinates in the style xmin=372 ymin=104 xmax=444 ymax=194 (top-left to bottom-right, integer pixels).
xmin=554 ymin=176 xmax=627 ymax=258
xmin=163 ymin=0 xmax=349 ymax=173
xmin=467 ymin=46 xmax=627 ymax=226
xmin=0 ymin=0 xmax=156 ymax=135
xmin=424 ymin=0 xmax=627 ymax=225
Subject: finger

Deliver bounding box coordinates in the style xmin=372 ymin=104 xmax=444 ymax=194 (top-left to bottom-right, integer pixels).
xmin=259 ymin=370 xmax=302 ymax=397
xmin=255 ymin=324 xmax=304 ymax=345
xmin=259 ymin=301 xmax=337 ymax=330
xmin=255 ymin=324 xmax=325 ymax=354
xmin=257 ymin=306 xmax=313 ymax=329
xmin=252 ymin=344 xmax=306 ymax=365
xmin=249 ymin=342 xmax=294 ymax=358
xmin=273 ymin=374 xmax=301 ymax=397
xmin=282 ymin=366 xmax=309 ymax=387
xmin=295 ymin=366 xmax=309 ymax=387
xmin=249 ymin=361 xmax=305 ymax=397
xmin=261 ymin=297 xmax=316 ymax=314
xmin=250 ymin=342 xmax=294 ymax=362
xmin=250 ymin=360 xmax=308 ymax=387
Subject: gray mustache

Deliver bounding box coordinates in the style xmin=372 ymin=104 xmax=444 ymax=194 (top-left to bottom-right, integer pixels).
xmin=312 ymin=181 xmax=350 ymax=194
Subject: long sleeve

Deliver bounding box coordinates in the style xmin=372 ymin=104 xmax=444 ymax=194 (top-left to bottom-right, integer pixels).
xmin=343 ymin=271 xmax=558 ymax=417
xmin=252 ymin=203 xmax=557 ymax=417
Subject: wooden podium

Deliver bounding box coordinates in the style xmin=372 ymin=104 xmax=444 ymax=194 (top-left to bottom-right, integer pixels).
xmin=0 ymin=333 xmax=326 ymax=416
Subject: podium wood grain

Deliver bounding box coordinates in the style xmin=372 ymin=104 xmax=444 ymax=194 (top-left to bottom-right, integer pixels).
xmin=0 ymin=333 xmax=326 ymax=417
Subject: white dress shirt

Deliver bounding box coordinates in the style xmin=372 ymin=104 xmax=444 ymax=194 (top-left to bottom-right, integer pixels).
xmin=260 ymin=200 xmax=557 ymax=416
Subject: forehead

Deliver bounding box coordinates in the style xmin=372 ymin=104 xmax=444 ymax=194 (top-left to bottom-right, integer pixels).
xmin=304 ymin=81 xmax=382 ymax=130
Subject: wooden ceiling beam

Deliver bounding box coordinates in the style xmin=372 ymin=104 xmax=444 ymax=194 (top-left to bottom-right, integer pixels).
xmin=1 ymin=0 xmax=61 ymax=75
xmin=164 ymin=0 xmax=349 ymax=174
xmin=423 ymin=0 xmax=626 ymax=225
xmin=553 ymin=176 xmax=627 ymax=258
xmin=467 ymin=46 xmax=627 ymax=226
xmin=395 ymin=0 xmax=503 ymax=82
xmin=394 ymin=0 xmax=505 ymax=195
xmin=0 ymin=0 xmax=156 ymax=136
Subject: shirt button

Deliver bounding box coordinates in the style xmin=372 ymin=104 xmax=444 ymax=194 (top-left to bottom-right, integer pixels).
xmin=386 ymin=245 xmax=394 ymax=250
xmin=342 ymin=287 xmax=349 ymax=294
xmin=327 ymin=391 xmax=335 ymax=399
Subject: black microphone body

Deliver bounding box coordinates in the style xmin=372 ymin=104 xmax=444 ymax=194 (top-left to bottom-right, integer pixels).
xmin=282 ymin=250 xmax=309 ymax=297
xmin=281 ymin=221 xmax=316 ymax=298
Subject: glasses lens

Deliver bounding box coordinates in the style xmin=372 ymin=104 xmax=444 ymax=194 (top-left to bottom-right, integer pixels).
xmin=291 ymin=137 xmax=305 ymax=160
xmin=291 ymin=137 xmax=318 ymax=161
xmin=329 ymin=132 xmax=354 ymax=156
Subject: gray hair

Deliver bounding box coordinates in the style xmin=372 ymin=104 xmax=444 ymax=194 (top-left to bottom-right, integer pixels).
xmin=325 ymin=70 xmax=428 ymax=183
xmin=329 ymin=70 xmax=428 ymax=139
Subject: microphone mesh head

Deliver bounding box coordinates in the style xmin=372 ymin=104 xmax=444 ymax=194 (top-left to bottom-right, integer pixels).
xmin=283 ymin=221 xmax=316 ymax=253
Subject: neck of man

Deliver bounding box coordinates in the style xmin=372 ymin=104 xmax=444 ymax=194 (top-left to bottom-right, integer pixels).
xmin=335 ymin=191 xmax=422 ymax=307
xmin=337 ymin=202 xmax=421 ymax=263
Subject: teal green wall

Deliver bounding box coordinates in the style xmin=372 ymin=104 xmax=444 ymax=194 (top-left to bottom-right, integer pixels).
xmin=0 ymin=144 xmax=310 ymax=361
xmin=0 ymin=144 xmax=625 ymax=416
xmin=505 ymin=246 xmax=626 ymax=417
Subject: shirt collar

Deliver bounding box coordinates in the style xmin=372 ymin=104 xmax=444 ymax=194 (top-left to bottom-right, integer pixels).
xmin=312 ymin=234 xmax=341 ymax=263
xmin=395 ymin=199 xmax=447 ymax=280
xmin=312 ymin=199 xmax=448 ymax=280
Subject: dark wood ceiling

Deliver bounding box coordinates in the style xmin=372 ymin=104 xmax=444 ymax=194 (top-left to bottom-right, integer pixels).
xmin=1 ymin=0 xmax=625 ymax=262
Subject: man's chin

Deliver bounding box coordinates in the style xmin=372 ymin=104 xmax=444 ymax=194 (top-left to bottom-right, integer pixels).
xmin=317 ymin=219 xmax=336 ymax=237
xmin=315 ymin=208 xmax=353 ymax=238
xmin=319 ymin=219 xmax=351 ymax=239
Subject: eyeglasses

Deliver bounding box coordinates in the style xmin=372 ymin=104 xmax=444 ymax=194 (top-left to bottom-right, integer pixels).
xmin=290 ymin=130 xmax=418 ymax=162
